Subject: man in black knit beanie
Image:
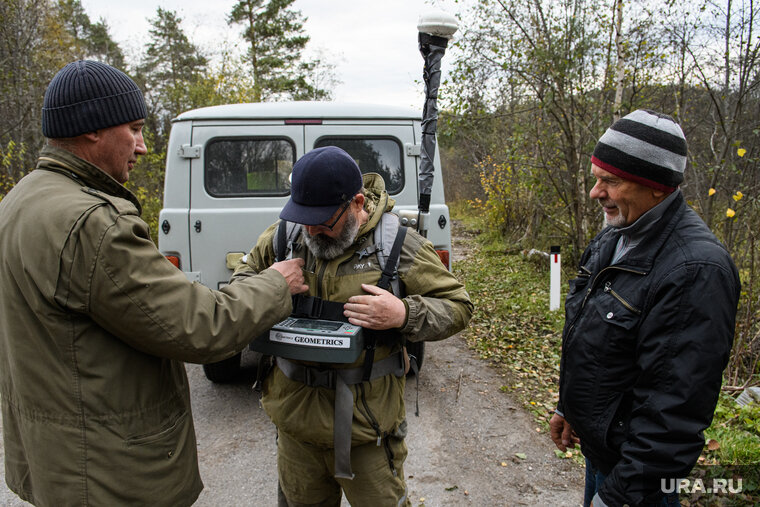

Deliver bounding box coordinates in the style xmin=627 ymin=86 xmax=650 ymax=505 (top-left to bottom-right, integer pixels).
xmin=0 ymin=60 xmax=307 ymax=506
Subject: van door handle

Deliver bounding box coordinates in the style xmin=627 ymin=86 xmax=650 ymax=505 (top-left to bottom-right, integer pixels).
xmin=194 ymin=220 xmax=202 ymax=233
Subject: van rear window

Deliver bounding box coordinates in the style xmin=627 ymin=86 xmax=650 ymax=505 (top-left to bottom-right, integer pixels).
xmin=314 ymin=138 xmax=404 ymax=194
xmin=205 ymin=138 xmax=295 ymax=197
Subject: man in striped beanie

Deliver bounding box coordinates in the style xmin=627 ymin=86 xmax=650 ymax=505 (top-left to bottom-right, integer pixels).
xmin=550 ymin=110 xmax=740 ymax=507
xmin=589 ymin=109 xmax=687 ymax=228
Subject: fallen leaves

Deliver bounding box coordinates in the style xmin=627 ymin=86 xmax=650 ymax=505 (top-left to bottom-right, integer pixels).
xmin=554 ymin=447 xmax=582 ymax=460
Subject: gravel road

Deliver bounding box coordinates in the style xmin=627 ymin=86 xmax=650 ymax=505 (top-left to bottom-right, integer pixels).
xmin=0 ymin=222 xmax=585 ymax=506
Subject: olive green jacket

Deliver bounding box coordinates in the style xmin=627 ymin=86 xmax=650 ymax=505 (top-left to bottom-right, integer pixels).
xmin=0 ymin=146 xmax=292 ymax=506
xmin=235 ymin=173 xmax=473 ymax=447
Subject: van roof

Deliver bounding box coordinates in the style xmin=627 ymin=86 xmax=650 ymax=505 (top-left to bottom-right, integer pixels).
xmin=174 ymin=101 xmax=422 ymax=122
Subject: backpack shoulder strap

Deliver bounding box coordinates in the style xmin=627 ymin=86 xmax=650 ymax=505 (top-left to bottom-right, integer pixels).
xmin=273 ymin=219 xmax=301 ymax=261
xmin=362 ymin=213 xmax=408 ymax=381
xmin=375 ymin=212 xmax=407 ymax=296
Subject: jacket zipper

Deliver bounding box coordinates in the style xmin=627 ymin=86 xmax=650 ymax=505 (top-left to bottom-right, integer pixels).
xmin=603 ymin=282 xmax=642 ymax=315
xmin=313 ymin=241 xmax=361 ymax=299
xmin=565 ymin=265 xmax=646 ymax=341
xmin=357 ymin=383 xmax=383 ymax=445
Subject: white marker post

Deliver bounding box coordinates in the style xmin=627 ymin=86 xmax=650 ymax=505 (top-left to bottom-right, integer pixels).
xmin=550 ymin=246 xmax=561 ymax=311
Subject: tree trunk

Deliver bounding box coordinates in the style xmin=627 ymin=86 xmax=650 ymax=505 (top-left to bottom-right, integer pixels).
xmin=612 ymin=0 xmax=625 ymax=121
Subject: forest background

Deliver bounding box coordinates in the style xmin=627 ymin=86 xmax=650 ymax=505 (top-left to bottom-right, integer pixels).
xmin=1 ymin=0 xmax=758 ymax=463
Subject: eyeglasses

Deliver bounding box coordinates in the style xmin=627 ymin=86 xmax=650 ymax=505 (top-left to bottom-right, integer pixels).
xmin=319 ymin=198 xmax=354 ymax=231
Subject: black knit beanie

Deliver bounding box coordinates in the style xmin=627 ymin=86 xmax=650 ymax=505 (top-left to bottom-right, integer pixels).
xmin=42 ymin=60 xmax=147 ymax=139
xmin=591 ymin=109 xmax=687 ymax=193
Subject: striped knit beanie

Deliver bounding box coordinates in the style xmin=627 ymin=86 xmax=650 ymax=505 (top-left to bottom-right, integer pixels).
xmin=592 ymin=109 xmax=687 ymax=193
xmin=42 ymin=60 xmax=146 ymax=139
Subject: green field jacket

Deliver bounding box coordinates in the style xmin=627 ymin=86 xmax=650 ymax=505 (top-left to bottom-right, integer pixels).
xmin=235 ymin=173 xmax=473 ymax=447
xmin=0 ymin=146 xmax=293 ymax=506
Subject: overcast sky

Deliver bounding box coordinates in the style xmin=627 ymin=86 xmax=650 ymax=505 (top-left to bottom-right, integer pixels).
xmin=79 ymin=0 xmax=468 ymax=108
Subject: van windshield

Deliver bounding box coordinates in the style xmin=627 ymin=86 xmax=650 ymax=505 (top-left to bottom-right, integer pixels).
xmin=205 ymin=138 xmax=295 ymax=197
xmin=314 ymin=138 xmax=403 ymax=194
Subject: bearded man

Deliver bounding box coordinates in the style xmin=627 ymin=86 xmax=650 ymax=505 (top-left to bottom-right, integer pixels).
xmin=233 ymin=146 xmax=473 ymax=506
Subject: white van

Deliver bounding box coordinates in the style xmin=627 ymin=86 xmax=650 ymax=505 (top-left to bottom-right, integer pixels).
xmin=158 ymin=101 xmax=451 ymax=381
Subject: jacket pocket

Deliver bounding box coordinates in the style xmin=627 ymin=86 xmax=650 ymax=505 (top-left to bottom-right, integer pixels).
xmin=584 ymin=391 xmax=627 ymax=468
xmin=604 ymin=394 xmax=630 ymax=451
xmin=595 ymin=283 xmax=641 ymax=331
xmin=126 ymin=410 xmax=187 ymax=446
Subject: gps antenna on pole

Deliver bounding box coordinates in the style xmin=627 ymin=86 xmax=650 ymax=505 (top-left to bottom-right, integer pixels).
xmin=416 ymin=11 xmax=458 ymax=237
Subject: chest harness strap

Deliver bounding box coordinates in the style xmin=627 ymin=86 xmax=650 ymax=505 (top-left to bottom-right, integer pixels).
xmin=275 ymin=352 xmax=405 ymax=480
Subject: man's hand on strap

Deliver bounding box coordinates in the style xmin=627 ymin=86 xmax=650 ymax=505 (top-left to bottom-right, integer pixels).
xmin=344 ymin=284 xmax=406 ymax=330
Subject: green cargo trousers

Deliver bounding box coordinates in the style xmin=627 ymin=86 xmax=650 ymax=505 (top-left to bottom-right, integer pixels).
xmin=276 ymin=429 xmax=411 ymax=506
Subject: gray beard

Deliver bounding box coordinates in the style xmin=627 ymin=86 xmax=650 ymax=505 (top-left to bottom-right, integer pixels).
xmin=302 ymin=212 xmax=360 ymax=260
xmin=604 ymin=213 xmax=626 ymax=228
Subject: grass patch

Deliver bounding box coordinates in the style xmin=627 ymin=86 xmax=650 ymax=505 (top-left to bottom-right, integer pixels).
xmin=452 ymin=234 xmax=584 ymax=463
xmin=452 ymin=239 xmax=566 ymax=398
xmin=703 ymin=393 xmax=760 ymax=465
xmin=452 ymin=199 xmax=566 ymax=427
xmin=451 ymin=203 xmax=760 ymax=466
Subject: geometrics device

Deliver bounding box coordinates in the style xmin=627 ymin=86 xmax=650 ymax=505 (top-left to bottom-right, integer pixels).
xmin=249 ymin=317 xmax=364 ymax=363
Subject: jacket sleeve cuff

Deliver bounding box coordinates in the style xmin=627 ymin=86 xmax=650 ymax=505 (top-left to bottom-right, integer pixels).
xmin=400 ymin=296 xmax=418 ymax=334
xmin=260 ymin=267 xmax=292 ymax=302
xmin=400 ymin=299 xmax=410 ymax=329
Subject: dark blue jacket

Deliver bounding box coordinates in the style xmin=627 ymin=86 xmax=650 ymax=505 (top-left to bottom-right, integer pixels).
xmin=558 ymin=191 xmax=739 ymax=506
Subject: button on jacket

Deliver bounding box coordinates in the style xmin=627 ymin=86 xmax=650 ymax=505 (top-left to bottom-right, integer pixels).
xmin=0 ymin=146 xmax=293 ymax=506
xmin=558 ymin=190 xmax=740 ymax=506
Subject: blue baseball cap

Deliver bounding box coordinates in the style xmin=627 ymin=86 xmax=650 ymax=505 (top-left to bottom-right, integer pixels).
xmin=280 ymin=146 xmax=363 ymax=225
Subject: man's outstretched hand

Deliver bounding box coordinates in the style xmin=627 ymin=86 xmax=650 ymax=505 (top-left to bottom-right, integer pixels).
xmin=269 ymin=258 xmax=308 ymax=294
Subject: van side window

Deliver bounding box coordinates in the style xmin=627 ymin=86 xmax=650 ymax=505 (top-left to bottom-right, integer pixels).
xmin=205 ymin=138 xmax=295 ymax=197
xmin=314 ymin=138 xmax=404 ymax=194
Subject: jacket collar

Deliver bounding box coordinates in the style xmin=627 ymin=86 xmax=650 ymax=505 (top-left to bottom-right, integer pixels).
xmin=595 ymin=190 xmax=686 ymax=271
xmin=614 ymin=189 xmax=680 ymax=240
xmin=36 ymin=145 xmax=142 ymax=214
